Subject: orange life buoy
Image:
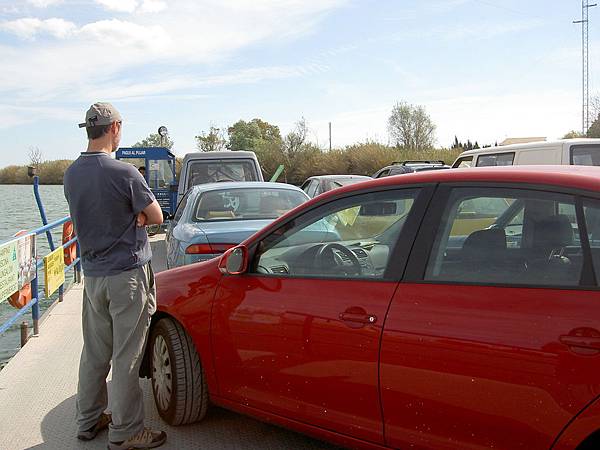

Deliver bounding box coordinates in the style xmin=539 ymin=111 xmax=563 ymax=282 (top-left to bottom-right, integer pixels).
xmin=9 ymin=230 xmax=32 ymax=309
xmin=62 ymin=221 xmax=77 ymax=266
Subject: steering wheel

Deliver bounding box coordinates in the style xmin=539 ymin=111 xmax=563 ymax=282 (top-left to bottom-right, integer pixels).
xmin=316 ymin=243 xmax=362 ymax=276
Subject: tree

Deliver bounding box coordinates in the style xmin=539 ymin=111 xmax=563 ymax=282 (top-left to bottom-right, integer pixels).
xmin=227 ymin=118 xmax=282 ymax=151
xmin=587 ymin=114 xmax=600 ymax=138
xmin=563 ymin=130 xmax=585 ymax=139
xmin=388 ymin=101 xmax=436 ymax=150
xmin=133 ymin=132 xmax=174 ymax=150
xmin=28 ymin=146 xmax=43 ymax=166
xmin=195 ymin=126 xmax=227 ymax=152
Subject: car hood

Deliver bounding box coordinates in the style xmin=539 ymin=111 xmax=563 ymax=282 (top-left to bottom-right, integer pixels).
xmin=177 ymin=219 xmax=276 ymax=245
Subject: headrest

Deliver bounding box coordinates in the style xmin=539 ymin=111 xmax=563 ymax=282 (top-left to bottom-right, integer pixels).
xmin=533 ymin=214 xmax=573 ymax=248
xmin=462 ymin=228 xmax=507 ymax=258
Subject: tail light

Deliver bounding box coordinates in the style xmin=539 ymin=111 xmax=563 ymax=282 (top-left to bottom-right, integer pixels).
xmin=185 ymin=243 xmax=236 ymax=254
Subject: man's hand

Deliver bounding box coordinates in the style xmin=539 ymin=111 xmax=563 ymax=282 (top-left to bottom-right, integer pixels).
xmin=137 ymin=212 xmax=148 ymax=227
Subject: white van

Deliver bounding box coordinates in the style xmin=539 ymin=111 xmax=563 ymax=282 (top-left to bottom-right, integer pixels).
xmin=452 ymin=138 xmax=600 ymax=168
xmin=177 ymin=151 xmax=263 ymax=205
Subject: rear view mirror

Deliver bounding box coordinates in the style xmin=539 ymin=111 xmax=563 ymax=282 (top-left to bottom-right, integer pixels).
xmin=219 ymin=245 xmax=248 ymax=275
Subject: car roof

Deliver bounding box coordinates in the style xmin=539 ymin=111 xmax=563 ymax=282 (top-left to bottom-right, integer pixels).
xmin=456 ymin=138 xmax=600 ymax=157
xmin=307 ymin=175 xmax=371 ymax=180
xmin=318 ymin=165 xmax=600 ymax=200
xmin=189 ymin=181 xmax=305 ymax=193
xmin=182 ymin=151 xmax=258 ymax=162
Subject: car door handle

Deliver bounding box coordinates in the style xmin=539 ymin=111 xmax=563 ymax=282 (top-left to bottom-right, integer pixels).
xmin=559 ymin=335 xmax=600 ymax=350
xmin=339 ymin=312 xmax=377 ymax=324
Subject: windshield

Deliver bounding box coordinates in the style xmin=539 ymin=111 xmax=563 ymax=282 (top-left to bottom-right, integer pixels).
xmin=187 ymin=160 xmax=259 ymax=190
xmin=193 ymin=188 xmax=307 ymax=221
xmin=571 ymin=145 xmax=600 ymax=166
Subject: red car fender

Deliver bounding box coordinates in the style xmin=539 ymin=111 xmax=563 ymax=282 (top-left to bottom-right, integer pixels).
xmin=154 ymin=258 xmax=223 ymax=395
xmin=552 ymin=394 xmax=600 ymax=450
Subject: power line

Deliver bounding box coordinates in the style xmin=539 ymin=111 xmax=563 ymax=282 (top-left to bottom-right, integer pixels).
xmin=574 ymin=0 xmax=597 ymax=134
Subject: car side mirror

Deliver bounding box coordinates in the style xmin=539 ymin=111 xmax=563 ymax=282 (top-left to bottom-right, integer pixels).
xmin=219 ymin=245 xmax=249 ymax=275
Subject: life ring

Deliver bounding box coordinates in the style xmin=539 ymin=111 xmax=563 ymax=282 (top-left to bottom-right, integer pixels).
xmin=9 ymin=230 xmax=32 ymax=309
xmin=63 ymin=221 xmax=77 ymax=266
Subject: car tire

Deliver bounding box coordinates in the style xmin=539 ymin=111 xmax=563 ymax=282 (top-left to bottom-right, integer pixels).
xmin=149 ymin=317 xmax=208 ymax=425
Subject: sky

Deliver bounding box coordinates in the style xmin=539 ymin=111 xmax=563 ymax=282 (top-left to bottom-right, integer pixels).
xmin=0 ymin=0 xmax=598 ymax=166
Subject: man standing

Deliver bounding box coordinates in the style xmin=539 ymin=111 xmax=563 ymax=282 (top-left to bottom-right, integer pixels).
xmin=64 ymin=103 xmax=166 ymax=449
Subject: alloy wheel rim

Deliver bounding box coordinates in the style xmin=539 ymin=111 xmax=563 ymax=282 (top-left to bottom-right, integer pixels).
xmin=152 ymin=334 xmax=172 ymax=411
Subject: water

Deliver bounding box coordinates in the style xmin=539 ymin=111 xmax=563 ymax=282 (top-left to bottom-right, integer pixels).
xmin=0 ymin=185 xmax=71 ymax=367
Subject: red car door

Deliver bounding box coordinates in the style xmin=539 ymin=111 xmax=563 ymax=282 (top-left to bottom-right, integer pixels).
xmin=380 ymin=185 xmax=600 ymax=449
xmin=211 ymin=187 xmax=431 ymax=444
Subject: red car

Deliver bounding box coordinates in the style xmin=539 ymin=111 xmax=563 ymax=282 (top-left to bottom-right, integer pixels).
xmin=145 ymin=166 xmax=600 ymax=450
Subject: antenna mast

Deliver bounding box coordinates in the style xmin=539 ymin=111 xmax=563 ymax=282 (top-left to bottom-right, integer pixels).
xmin=574 ymin=0 xmax=597 ymax=134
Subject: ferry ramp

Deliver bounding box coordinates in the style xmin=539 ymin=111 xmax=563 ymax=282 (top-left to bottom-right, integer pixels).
xmin=0 ymin=235 xmax=338 ymax=450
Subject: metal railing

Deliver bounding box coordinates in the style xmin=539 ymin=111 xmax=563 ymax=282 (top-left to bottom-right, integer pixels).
xmin=0 ymin=176 xmax=81 ymax=346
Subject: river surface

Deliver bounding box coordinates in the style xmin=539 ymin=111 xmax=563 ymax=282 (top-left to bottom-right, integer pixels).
xmin=0 ymin=185 xmax=70 ymax=367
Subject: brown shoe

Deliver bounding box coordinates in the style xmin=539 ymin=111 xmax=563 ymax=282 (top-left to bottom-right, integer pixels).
xmin=108 ymin=427 xmax=167 ymax=449
xmin=77 ymin=412 xmax=112 ymax=441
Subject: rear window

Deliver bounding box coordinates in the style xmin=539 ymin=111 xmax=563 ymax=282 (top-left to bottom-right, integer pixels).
xmin=476 ymin=153 xmax=514 ymax=167
xmin=193 ymin=188 xmax=307 ymax=221
xmin=571 ymin=145 xmax=600 ymax=166
xmin=187 ymin=160 xmax=258 ymax=190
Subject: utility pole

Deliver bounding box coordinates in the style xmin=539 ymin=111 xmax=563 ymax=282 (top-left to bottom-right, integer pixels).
xmin=328 ymin=122 xmax=332 ymax=151
xmin=574 ymin=0 xmax=597 ymax=134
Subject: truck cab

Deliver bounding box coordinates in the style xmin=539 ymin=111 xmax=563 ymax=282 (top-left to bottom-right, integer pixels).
xmin=177 ymin=151 xmax=263 ymax=205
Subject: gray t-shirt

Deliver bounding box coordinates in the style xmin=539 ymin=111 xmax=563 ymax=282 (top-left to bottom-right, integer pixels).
xmin=64 ymin=152 xmax=156 ymax=277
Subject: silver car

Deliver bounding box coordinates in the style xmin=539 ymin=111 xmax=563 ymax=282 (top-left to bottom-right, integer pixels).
xmin=165 ymin=182 xmax=309 ymax=268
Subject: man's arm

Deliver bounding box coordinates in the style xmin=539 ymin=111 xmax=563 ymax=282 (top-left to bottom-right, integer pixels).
xmin=139 ymin=200 xmax=163 ymax=226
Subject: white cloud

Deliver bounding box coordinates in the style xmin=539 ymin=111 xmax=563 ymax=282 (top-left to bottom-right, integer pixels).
xmin=27 ymin=0 xmax=64 ymax=7
xmin=95 ymin=0 xmax=139 ymax=13
xmin=140 ymin=0 xmax=167 ymax=13
xmin=0 ymin=17 xmax=76 ymax=39
xmin=79 ymin=19 xmax=170 ymax=50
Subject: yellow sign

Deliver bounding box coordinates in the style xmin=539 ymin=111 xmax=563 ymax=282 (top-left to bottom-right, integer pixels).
xmin=44 ymin=247 xmax=65 ymax=297
xmin=0 ymin=241 xmax=18 ymax=303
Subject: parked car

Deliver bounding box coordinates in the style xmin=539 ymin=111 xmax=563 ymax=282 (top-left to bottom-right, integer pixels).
xmin=165 ymin=182 xmax=308 ymax=268
xmin=177 ymin=151 xmax=264 ymax=205
xmin=372 ymin=160 xmax=449 ymax=178
xmin=300 ymin=174 xmax=372 ymax=198
xmin=145 ymin=166 xmax=600 ymax=450
xmin=451 ymin=138 xmax=600 ymax=168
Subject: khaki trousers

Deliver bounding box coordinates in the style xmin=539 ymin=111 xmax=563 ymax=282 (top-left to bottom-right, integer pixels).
xmin=76 ymin=263 xmax=155 ymax=442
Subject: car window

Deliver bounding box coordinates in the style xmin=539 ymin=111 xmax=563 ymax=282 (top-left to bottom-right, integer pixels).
xmin=453 ymin=156 xmax=473 ymax=168
xmin=252 ymin=189 xmax=420 ymax=279
xmin=476 ymin=153 xmax=515 ymax=167
xmin=375 ymin=169 xmax=390 ymax=178
xmin=193 ymin=188 xmax=306 ymax=221
xmin=571 ymin=145 xmax=600 ymax=166
xmin=173 ymin=191 xmax=191 ymax=223
xmin=425 ymin=188 xmax=584 ymax=287
xmin=306 ymin=180 xmax=319 ymax=197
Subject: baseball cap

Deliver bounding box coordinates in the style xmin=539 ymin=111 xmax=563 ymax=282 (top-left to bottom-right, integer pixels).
xmin=78 ymin=102 xmax=122 ymax=128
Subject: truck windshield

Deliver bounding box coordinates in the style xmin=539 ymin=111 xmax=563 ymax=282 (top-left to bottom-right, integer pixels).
xmin=187 ymin=160 xmax=258 ymax=190
xmin=571 ymin=145 xmax=600 ymax=166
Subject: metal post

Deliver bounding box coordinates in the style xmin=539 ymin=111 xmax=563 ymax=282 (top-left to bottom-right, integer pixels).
xmin=20 ymin=322 xmax=28 ymax=347
xmin=33 ymin=176 xmax=56 ymax=251
xmin=31 ymin=260 xmax=39 ymax=336
xmin=574 ymin=1 xmax=597 ymax=134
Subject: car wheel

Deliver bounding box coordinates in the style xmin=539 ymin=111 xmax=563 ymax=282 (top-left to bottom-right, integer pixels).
xmin=149 ymin=317 xmax=208 ymax=425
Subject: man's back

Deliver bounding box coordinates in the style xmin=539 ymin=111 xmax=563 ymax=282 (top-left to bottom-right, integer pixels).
xmin=64 ymin=152 xmax=155 ymax=277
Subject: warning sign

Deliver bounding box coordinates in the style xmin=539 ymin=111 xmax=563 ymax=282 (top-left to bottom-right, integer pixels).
xmin=44 ymin=247 xmax=65 ymax=298
xmin=0 ymin=241 xmax=18 ymax=303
